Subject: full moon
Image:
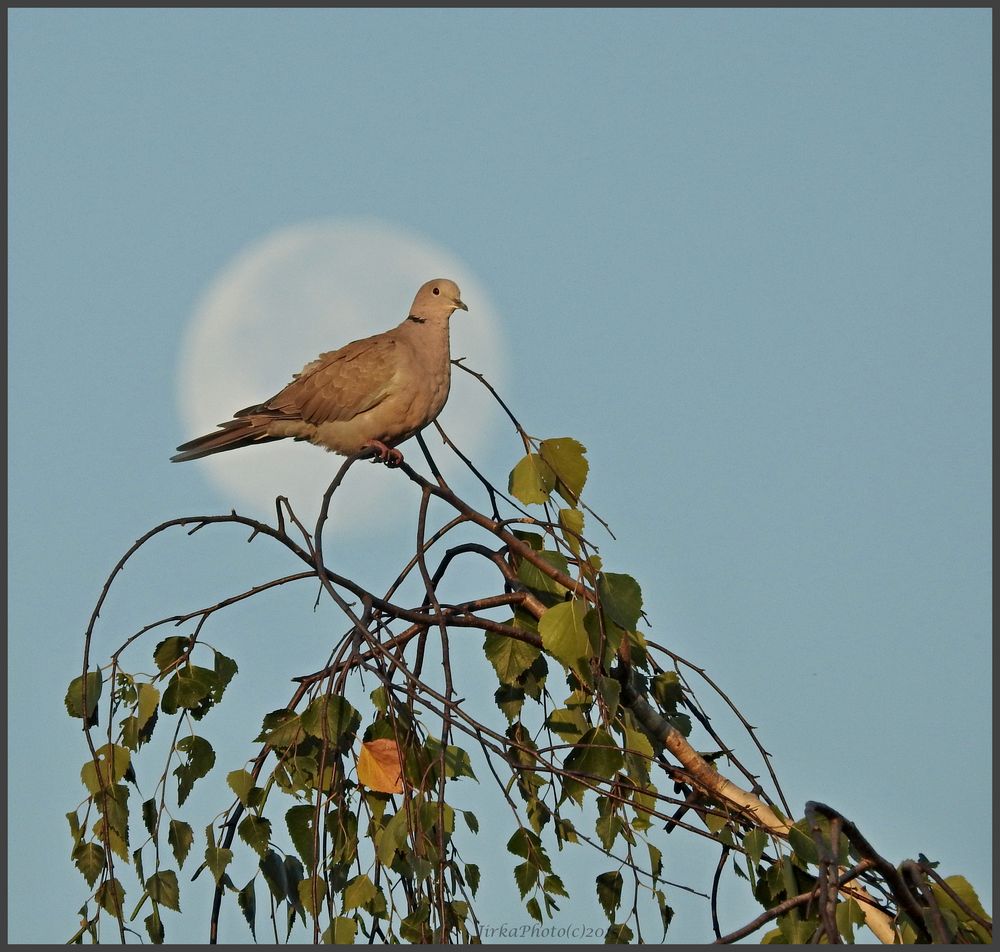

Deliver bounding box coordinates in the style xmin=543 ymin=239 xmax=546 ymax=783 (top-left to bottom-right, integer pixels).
xmin=176 ymin=219 xmax=508 ymax=534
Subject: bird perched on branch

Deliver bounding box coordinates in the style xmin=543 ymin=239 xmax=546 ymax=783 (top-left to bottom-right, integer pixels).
xmin=172 ymin=278 xmax=468 ymax=467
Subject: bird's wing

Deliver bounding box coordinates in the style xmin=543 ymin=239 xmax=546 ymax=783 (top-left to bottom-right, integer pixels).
xmin=240 ymin=332 xmax=404 ymax=426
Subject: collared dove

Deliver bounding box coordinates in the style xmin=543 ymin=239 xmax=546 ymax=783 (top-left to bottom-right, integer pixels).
xmin=172 ymin=278 xmax=468 ymax=467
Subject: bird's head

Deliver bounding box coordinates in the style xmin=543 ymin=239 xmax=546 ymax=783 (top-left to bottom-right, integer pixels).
xmin=410 ymin=278 xmax=468 ymax=321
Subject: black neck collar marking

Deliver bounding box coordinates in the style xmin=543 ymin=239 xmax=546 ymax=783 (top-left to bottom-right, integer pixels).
xmin=407 ymin=315 xmax=426 ymax=324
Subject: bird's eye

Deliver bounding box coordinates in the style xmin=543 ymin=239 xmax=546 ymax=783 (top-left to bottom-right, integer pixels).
xmin=432 ymin=287 xmax=440 ymax=295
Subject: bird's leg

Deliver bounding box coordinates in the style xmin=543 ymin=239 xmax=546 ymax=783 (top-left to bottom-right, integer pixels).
xmin=362 ymin=439 xmax=404 ymax=468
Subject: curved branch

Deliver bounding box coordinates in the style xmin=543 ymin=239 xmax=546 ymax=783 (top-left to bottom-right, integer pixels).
xmin=714 ymin=860 xmax=875 ymax=944
xmin=77 ymin=369 xmax=969 ymax=947
xmin=808 ymin=802 xmax=928 ymax=943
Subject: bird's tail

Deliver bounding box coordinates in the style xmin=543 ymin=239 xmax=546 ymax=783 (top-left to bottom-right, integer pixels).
xmin=171 ymin=419 xmax=281 ymax=462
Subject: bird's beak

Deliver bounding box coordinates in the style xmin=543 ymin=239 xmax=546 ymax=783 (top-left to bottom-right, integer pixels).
xmin=454 ymin=298 xmax=468 ymax=312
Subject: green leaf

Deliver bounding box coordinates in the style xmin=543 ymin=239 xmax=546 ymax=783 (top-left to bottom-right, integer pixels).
xmin=462 ymin=811 xmax=479 ymax=834
xmin=145 ymin=904 xmax=164 ymax=944
xmin=621 ymin=718 xmax=654 ymax=766
xmin=936 ymin=874 xmax=990 ymax=920
xmin=95 ymin=877 xmax=125 ymax=917
xmin=141 ymin=798 xmax=158 ymax=837
xmin=418 ymin=800 xmax=455 ymax=840
xmin=778 ymin=914 xmax=815 ymax=943
xmin=238 ymin=815 xmax=272 ymax=859
xmin=138 ymin=708 xmax=158 ymax=747
xmin=666 ymin=712 xmax=692 ymax=737
xmin=596 ymin=812 xmax=622 ymax=851
xmin=374 ymin=809 xmax=410 ymax=866
xmin=605 ymin=922 xmax=633 ymax=944
xmin=67 ymin=809 xmax=82 ymax=848
xmin=425 ymin=737 xmax=478 ymax=781
xmin=328 ymin=808 xmax=359 ymax=866
xmin=931 ymin=875 xmax=991 ymax=938
xmin=284 ymin=855 xmax=306 ymax=915
xmin=835 ymin=897 xmax=864 ymax=943
xmin=520 ymin=652 xmax=548 ymax=701
xmin=527 ymin=795 xmax=551 ymax=834
xmin=558 ymin=507 xmax=585 ymax=555
xmin=539 ymin=437 xmax=589 ymax=505
xmin=255 ymin=709 xmax=306 ymax=747
xmin=168 ymin=820 xmax=194 ymax=869
xmin=213 ymin=650 xmax=238 ymax=690
xmin=153 ymin=636 xmax=189 ymax=673
xmin=508 ymin=453 xmax=556 ymax=505
xmin=298 ymin=875 xmax=326 ymax=917
xmin=625 ymin=628 xmax=650 ymax=669
xmin=301 ymin=694 xmax=361 ymax=750
xmin=650 ymin=671 xmax=683 ymax=708
xmin=539 ymin=599 xmax=591 ymax=672
xmin=136 ymin=683 xmax=160 ymax=728
xmin=545 ymin=706 xmax=588 ymax=743
xmin=95 ymin=807 xmax=127 ymax=853
xmin=648 ymin=843 xmax=663 ymax=883
xmin=175 ymin=656 xmax=231 ymax=720
xmin=484 ymin=632 xmax=541 ymax=684
xmin=544 ymin=872 xmax=569 ymax=898
xmin=511 ymin=530 xmax=543 ymax=553
xmin=655 ymin=888 xmax=674 ymax=938
xmin=160 ymin=666 xmax=217 ymax=715
xmin=743 ymin=828 xmax=767 ymax=868
xmin=564 ymin=728 xmax=625 ymax=782
xmin=788 ymin=821 xmax=819 ymax=867
xmin=259 ymin=849 xmax=288 ymax=902
xmin=517 ymin=548 xmax=570 ymax=596
xmin=465 ymin=863 xmax=481 ymax=897
xmin=555 ymin=817 xmax=578 ymax=848
xmin=204 ymin=841 xmax=233 ymax=885
xmin=343 ymin=873 xmax=377 ymax=911
xmin=525 ymin=895 xmax=543 ymax=924
xmin=506 ymin=828 xmax=551 ymax=872
xmin=598 ymin=573 xmax=643 ymax=631
xmin=399 ymin=899 xmax=431 ymax=942
xmin=81 ymin=744 xmax=131 ymax=794
xmin=146 ymin=870 xmax=180 ymax=912
xmin=332 ymin=866 xmax=354 ymax=899
xmin=95 ymin=782 xmax=130 ymax=839
xmin=628 ymin=781 xmax=657 ymax=831
xmin=596 ymin=870 xmax=623 ymax=921
xmin=65 ymin=669 xmax=103 ymax=722
xmin=704 ymin=809 xmax=729 ymax=834
xmin=495 ymin=684 xmax=525 ymax=722
xmin=597 ymin=675 xmax=621 ymax=720
xmin=119 ymin=715 xmax=140 ymax=751
xmin=370 ymin=685 xmax=389 ymax=714
xmin=286 ymin=804 xmax=317 ymax=870
xmin=73 ymin=842 xmax=105 ymax=886
xmin=583 ymin=609 xmax=625 ymax=669
xmin=173 ymin=735 xmax=215 ymax=806
xmin=227 ymin=768 xmax=255 ymax=805
xmin=514 ymin=861 xmax=538 ymax=898
xmin=323 ymin=917 xmax=358 ymax=943
xmin=238 ymin=878 xmax=256 ymax=939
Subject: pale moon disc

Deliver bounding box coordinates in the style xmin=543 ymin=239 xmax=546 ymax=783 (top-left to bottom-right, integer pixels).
xmin=176 ymin=218 xmax=508 ymax=534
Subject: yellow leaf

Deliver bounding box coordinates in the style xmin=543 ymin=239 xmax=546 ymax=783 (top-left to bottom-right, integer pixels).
xmin=357 ymin=739 xmax=403 ymax=794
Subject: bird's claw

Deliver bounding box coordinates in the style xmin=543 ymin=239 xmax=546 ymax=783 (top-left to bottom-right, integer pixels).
xmin=363 ymin=440 xmax=404 ymax=468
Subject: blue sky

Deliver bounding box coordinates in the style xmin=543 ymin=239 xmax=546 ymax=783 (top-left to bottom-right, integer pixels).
xmin=7 ymin=8 xmax=991 ymax=944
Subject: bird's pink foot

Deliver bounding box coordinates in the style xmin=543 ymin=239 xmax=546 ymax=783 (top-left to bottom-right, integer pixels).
xmin=362 ymin=439 xmax=404 ymax=467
